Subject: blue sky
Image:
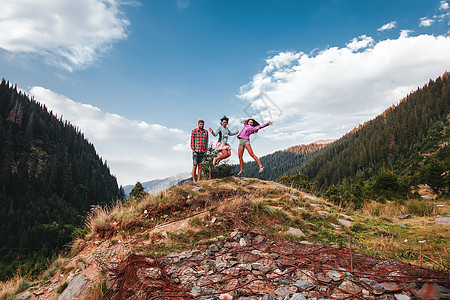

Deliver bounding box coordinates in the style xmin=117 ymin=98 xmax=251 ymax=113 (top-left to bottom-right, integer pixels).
xmin=1 ymin=0 xmax=449 ymax=186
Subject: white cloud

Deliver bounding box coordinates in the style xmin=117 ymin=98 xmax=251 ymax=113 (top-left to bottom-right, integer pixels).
xmin=29 ymin=87 xmax=191 ymax=186
xmin=0 ymin=0 xmax=129 ymax=71
xmin=440 ymin=1 xmax=449 ymax=10
xmin=238 ymin=33 xmax=450 ymax=147
xmin=420 ymin=17 xmax=435 ymax=27
xmin=378 ymin=21 xmax=397 ymax=31
xmin=346 ymin=35 xmax=375 ymax=52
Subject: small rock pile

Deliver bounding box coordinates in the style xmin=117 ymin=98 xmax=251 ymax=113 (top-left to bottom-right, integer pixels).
xmin=107 ymin=231 xmax=450 ymax=299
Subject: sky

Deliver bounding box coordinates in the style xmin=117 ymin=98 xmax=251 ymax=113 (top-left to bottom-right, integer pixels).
xmin=0 ymin=0 xmax=449 ymax=187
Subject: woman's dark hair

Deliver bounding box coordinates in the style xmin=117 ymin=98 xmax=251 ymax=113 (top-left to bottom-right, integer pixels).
xmin=243 ymin=118 xmax=260 ymax=126
xmin=220 ymin=116 xmax=229 ymax=123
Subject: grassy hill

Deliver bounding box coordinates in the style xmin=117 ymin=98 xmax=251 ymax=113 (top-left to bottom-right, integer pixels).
xmin=2 ymin=177 xmax=448 ymax=299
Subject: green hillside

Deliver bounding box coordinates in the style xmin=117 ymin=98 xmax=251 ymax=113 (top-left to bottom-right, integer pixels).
xmin=0 ymin=80 xmax=122 ymax=280
xmin=285 ymin=72 xmax=449 ymax=203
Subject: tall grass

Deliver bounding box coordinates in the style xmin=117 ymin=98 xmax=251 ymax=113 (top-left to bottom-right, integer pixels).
xmin=0 ymin=274 xmax=32 ymax=300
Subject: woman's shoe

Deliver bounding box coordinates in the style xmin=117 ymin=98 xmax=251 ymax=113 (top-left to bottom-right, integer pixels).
xmin=237 ymin=170 xmax=244 ymax=175
xmin=259 ymin=166 xmax=264 ymax=173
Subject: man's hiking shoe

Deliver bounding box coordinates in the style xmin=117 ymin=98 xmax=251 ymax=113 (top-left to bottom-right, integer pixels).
xmin=259 ymin=166 xmax=264 ymax=173
xmin=237 ymin=170 xmax=244 ymax=175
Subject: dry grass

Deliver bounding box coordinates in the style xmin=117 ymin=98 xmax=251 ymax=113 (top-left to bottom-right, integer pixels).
xmin=81 ymin=272 xmax=108 ymax=300
xmin=0 ymin=274 xmax=32 ymax=300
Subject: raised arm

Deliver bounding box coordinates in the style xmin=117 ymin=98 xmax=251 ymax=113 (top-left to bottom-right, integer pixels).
xmin=209 ymin=127 xmax=219 ymax=137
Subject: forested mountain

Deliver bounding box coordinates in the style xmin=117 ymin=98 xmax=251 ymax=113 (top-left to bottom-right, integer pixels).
xmin=297 ymin=72 xmax=449 ymax=198
xmin=0 ymin=79 xmax=121 ymax=280
xmin=235 ymin=142 xmax=330 ymax=181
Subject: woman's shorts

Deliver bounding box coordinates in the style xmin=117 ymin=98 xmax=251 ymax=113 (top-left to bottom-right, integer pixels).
xmin=192 ymin=152 xmax=206 ymax=165
xmin=239 ymin=138 xmax=250 ymax=147
xmin=215 ymin=142 xmax=231 ymax=151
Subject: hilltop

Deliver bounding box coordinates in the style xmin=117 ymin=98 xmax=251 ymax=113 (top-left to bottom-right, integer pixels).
xmin=5 ymin=177 xmax=449 ymax=299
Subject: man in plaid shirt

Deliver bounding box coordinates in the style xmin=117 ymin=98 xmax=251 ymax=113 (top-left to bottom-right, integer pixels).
xmin=191 ymin=120 xmax=209 ymax=182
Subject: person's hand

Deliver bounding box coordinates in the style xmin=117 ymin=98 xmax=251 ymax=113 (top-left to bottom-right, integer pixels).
xmin=208 ymin=127 xmax=213 ymax=133
xmin=269 ymin=121 xmax=273 ymax=125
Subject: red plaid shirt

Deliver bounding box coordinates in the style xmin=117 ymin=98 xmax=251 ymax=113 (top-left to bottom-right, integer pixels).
xmin=191 ymin=128 xmax=208 ymax=153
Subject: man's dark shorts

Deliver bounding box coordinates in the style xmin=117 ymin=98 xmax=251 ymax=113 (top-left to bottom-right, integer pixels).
xmin=193 ymin=152 xmax=206 ymax=165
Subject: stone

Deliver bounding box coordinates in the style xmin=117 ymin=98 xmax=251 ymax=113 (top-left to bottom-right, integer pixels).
xmin=338 ymin=280 xmax=362 ymax=295
xmin=240 ymin=236 xmax=249 ymax=247
xmin=293 ymin=280 xmax=315 ymax=291
xmin=394 ymin=293 xmax=411 ymax=300
xmin=254 ymin=235 xmax=266 ymax=244
xmin=303 ymin=194 xmax=318 ymax=201
xmin=58 ymin=274 xmax=90 ymax=300
xmin=219 ymin=293 xmax=234 ymax=300
xmin=417 ymin=283 xmax=441 ymax=300
xmin=315 ymin=273 xmax=332 ymax=283
xmin=397 ymin=214 xmax=411 ymax=219
xmin=286 ymin=227 xmax=305 ymax=237
xmin=338 ymin=219 xmax=352 ymax=227
xmin=435 ymin=217 xmax=450 ymax=224
xmin=209 ymin=244 xmax=220 ymax=252
xmin=191 ymin=286 xmax=202 ymax=296
xmin=290 ymin=293 xmax=307 ymax=300
xmin=360 ymin=278 xmax=385 ymax=295
xmin=274 ymin=286 xmax=296 ymax=297
xmin=380 ymin=282 xmax=404 ymax=293
xmin=327 ymin=270 xmax=344 ymax=281
xmin=317 ymin=210 xmax=329 ymax=217
xmin=15 ymin=291 xmax=32 ymax=300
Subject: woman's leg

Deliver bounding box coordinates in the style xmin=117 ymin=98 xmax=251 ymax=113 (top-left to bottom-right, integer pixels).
xmin=245 ymin=144 xmax=262 ymax=167
xmin=238 ymin=146 xmax=245 ymax=172
xmin=216 ymin=150 xmax=229 ymax=163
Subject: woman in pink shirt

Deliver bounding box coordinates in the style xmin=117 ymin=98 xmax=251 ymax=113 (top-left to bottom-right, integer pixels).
xmin=237 ymin=118 xmax=273 ymax=175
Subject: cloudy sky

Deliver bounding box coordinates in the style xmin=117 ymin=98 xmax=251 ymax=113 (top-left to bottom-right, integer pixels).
xmin=1 ymin=0 xmax=449 ymax=186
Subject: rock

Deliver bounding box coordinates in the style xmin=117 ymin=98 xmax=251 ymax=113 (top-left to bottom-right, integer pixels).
xmin=293 ymin=280 xmax=315 ymax=291
xmin=274 ymin=286 xmax=296 ymax=297
xmin=209 ymin=244 xmax=220 ymax=252
xmin=380 ymin=282 xmax=404 ymax=293
xmin=338 ymin=219 xmax=352 ymax=227
xmin=317 ymin=210 xmax=329 ymax=217
xmin=219 ymin=293 xmax=234 ymax=300
xmin=398 ymin=214 xmax=411 ymax=219
xmin=339 ymin=280 xmax=362 ymax=295
xmin=142 ymin=267 xmax=162 ymax=279
xmin=316 ymin=273 xmax=332 ymax=283
xmin=286 ymin=227 xmax=305 ymax=237
xmin=303 ymin=195 xmax=318 ymax=201
xmin=290 ymin=293 xmax=307 ymax=300
xmin=192 ymin=186 xmax=202 ymax=192
xmin=360 ymin=278 xmax=385 ymax=294
xmin=339 ymin=213 xmax=353 ymax=220
xmin=191 ymin=285 xmax=202 ymax=296
xmin=417 ymin=283 xmax=441 ymax=300
xmin=435 ymin=217 xmax=450 ymax=224
xmin=327 ymin=270 xmax=344 ymax=281
xmin=254 ymin=235 xmax=266 ymax=244
xmin=58 ymin=274 xmax=90 ymax=300
xmin=239 ymin=237 xmax=249 ymax=247
xmin=15 ymin=291 xmax=32 ymax=300
xmin=330 ymin=223 xmax=341 ymax=230
xmin=394 ymin=293 xmax=411 ymax=300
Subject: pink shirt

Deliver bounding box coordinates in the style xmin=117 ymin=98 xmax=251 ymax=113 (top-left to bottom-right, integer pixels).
xmin=237 ymin=122 xmax=269 ymax=140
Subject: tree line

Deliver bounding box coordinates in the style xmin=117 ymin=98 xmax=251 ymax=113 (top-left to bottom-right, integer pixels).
xmin=0 ymin=79 xmax=123 ymax=280
xmin=280 ymin=72 xmax=449 ymax=206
